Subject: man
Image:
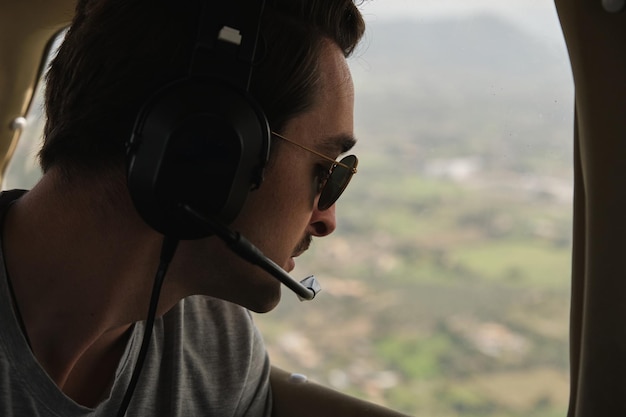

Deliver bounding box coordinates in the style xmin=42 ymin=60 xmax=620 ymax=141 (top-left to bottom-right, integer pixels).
xmin=0 ymin=0 xmax=410 ymax=415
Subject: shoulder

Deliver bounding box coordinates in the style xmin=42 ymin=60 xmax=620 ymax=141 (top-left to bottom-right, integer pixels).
xmin=116 ymin=297 xmax=271 ymax=416
xmin=152 ymin=296 xmax=272 ymax=415
xmin=160 ymin=295 xmax=265 ymax=359
xmin=168 ymin=295 xmax=256 ymax=330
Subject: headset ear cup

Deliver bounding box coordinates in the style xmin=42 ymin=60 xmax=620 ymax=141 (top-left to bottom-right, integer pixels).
xmin=127 ymin=77 xmax=270 ymax=239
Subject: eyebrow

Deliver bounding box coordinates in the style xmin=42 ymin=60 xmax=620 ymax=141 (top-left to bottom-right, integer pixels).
xmin=319 ymin=133 xmax=358 ymax=155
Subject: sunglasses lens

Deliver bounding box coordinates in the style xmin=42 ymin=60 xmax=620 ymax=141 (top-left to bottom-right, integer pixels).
xmin=318 ymin=155 xmax=358 ymax=210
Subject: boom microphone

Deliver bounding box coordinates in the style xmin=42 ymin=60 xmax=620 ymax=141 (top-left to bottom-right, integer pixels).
xmin=182 ymin=204 xmax=321 ymax=301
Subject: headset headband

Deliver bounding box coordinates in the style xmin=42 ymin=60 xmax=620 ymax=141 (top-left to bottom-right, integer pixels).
xmin=126 ymin=0 xmax=271 ymax=239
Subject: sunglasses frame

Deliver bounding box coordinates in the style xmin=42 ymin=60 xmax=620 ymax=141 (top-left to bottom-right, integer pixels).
xmin=271 ymin=131 xmax=358 ymax=210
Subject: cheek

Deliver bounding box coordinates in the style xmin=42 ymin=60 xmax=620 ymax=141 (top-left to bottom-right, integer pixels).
xmin=233 ymin=147 xmax=317 ymax=245
xmin=233 ymin=162 xmax=304 ymax=232
xmin=261 ymin=179 xmax=314 ymax=242
xmin=262 ymin=153 xmax=316 ymax=212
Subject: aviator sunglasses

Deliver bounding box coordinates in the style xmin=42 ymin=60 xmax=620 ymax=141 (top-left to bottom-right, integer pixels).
xmin=271 ymin=132 xmax=358 ymax=210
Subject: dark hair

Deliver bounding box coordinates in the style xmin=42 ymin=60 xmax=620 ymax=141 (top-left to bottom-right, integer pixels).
xmin=40 ymin=0 xmax=365 ymax=175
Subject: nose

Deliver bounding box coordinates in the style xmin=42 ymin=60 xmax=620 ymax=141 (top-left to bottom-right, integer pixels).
xmin=306 ymin=203 xmax=337 ymax=237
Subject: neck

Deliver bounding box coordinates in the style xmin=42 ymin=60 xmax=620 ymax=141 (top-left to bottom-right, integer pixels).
xmin=2 ymin=170 xmax=182 ymax=405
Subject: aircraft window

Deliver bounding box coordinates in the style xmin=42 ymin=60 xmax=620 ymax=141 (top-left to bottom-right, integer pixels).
xmin=255 ymin=2 xmax=574 ymax=417
xmin=3 ymin=3 xmax=574 ymax=416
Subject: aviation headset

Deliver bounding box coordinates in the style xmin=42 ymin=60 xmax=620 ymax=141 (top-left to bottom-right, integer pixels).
xmin=126 ymin=0 xmax=270 ymax=240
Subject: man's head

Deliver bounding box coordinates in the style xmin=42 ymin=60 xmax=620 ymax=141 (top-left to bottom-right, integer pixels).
xmin=40 ymin=0 xmax=365 ymax=311
xmin=163 ymin=34 xmax=358 ymax=311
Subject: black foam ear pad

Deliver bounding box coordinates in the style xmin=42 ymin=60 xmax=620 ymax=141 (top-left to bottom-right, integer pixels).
xmin=126 ymin=76 xmax=270 ymax=239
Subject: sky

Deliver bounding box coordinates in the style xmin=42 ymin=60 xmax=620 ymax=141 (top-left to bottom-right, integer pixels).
xmin=358 ymin=0 xmax=564 ymax=42
xmin=359 ymin=0 xmax=557 ymax=20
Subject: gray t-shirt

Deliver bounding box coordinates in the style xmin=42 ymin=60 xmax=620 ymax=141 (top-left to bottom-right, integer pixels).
xmin=0 ymin=239 xmax=272 ymax=416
